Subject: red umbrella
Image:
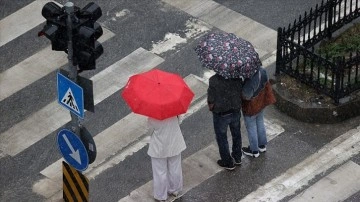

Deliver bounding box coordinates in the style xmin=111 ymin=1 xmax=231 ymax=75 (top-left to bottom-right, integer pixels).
xmin=121 ymin=68 xmax=195 ymax=120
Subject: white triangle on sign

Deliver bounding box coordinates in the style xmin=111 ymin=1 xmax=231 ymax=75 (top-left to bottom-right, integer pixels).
xmin=61 ymin=88 xmax=80 ymax=113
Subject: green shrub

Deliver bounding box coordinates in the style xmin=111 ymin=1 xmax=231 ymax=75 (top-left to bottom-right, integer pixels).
xmin=318 ymin=23 xmax=360 ymax=58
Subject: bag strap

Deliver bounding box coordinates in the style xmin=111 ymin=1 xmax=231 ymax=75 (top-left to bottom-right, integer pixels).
xmin=256 ymin=69 xmax=261 ymax=90
xmin=252 ymin=69 xmax=261 ymax=95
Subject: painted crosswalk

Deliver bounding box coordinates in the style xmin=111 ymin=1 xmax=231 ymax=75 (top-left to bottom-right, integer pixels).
xmin=36 ymin=70 xmax=286 ymax=201
xmin=0 ymin=47 xmax=163 ymax=157
xmin=161 ymin=0 xmax=277 ymax=59
xmin=0 ymin=28 xmax=114 ymax=102
xmin=119 ymin=118 xmax=285 ymax=202
xmin=289 ymin=161 xmax=360 ymax=202
xmin=1 ymin=1 xmax=360 ymax=202
xmin=240 ymin=126 xmax=360 ymax=202
xmin=35 ymin=73 xmax=210 ymax=199
xmin=0 ymin=1 xmax=61 ymax=47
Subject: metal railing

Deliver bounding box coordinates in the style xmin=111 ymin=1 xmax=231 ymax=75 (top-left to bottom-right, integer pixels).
xmin=276 ymin=0 xmax=360 ymax=104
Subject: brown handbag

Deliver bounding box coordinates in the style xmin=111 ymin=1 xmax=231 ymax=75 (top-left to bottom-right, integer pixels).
xmin=242 ymin=81 xmax=276 ymax=116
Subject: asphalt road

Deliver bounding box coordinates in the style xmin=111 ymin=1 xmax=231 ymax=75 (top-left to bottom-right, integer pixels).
xmin=1 ymin=0 xmax=359 ymax=201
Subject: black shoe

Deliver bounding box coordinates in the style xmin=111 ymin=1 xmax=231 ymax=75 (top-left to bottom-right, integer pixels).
xmin=242 ymin=147 xmax=260 ymax=158
xmin=259 ymin=145 xmax=266 ymax=152
xmin=231 ymin=155 xmax=242 ymax=165
xmin=217 ymin=160 xmax=235 ymax=170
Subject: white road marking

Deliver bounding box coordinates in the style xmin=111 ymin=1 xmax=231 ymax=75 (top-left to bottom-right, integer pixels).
xmin=240 ymin=125 xmax=360 ymax=202
xmin=0 ymin=1 xmax=61 ymax=47
xmin=118 ymin=118 xmax=285 ymax=202
xmin=150 ymin=19 xmax=211 ymax=55
xmin=0 ymin=48 xmax=164 ymax=157
xmin=0 ymin=28 xmax=114 ymax=102
xmin=117 ymin=66 xmax=284 ymax=201
xmin=289 ymin=161 xmax=360 ymax=202
xmin=161 ymin=0 xmax=277 ymax=58
xmin=0 ymin=150 xmax=6 ymax=159
xmin=35 ymin=74 xmax=209 ymax=200
xmin=37 ymin=49 xmax=284 ymax=200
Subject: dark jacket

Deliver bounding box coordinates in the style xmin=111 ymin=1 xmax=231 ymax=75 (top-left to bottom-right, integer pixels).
xmin=242 ymin=67 xmax=268 ymax=100
xmin=207 ymin=74 xmax=243 ymax=113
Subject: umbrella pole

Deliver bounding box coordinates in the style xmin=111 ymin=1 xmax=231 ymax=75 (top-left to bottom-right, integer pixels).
xmin=65 ymin=2 xmax=80 ymax=136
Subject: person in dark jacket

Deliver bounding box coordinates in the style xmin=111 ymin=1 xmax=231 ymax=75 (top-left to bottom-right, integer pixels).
xmin=241 ymin=67 xmax=269 ymax=158
xmin=207 ymin=74 xmax=243 ymax=170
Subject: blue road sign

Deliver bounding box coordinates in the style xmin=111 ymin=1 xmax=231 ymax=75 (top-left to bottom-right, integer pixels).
xmin=57 ymin=129 xmax=89 ymax=171
xmin=57 ymin=72 xmax=84 ymax=118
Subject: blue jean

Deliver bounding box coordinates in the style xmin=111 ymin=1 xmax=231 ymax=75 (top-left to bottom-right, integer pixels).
xmin=243 ymin=110 xmax=267 ymax=152
xmin=212 ymin=112 xmax=242 ymax=163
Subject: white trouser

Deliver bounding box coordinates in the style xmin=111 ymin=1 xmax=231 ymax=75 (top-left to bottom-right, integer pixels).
xmin=151 ymin=154 xmax=183 ymax=200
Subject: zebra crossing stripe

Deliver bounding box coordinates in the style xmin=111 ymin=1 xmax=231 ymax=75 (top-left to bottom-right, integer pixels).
xmin=240 ymin=125 xmax=360 ymax=202
xmin=0 ymin=48 xmax=164 ymax=157
xmin=116 ymin=70 xmax=284 ymax=201
xmin=118 ymin=117 xmax=285 ymax=202
xmin=62 ymin=161 xmax=89 ymax=202
xmin=0 ymin=1 xmax=61 ymax=47
xmin=161 ymin=0 xmax=277 ymax=58
xmin=289 ymin=161 xmax=360 ymax=202
xmin=37 ymin=68 xmax=285 ymax=201
xmin=0 ymin=28 xmax=114 ymax=102
xmin=118 ymin=143 xmax=220 ymax=202
xmin=35 ymin=74 xmax=209 ymax=199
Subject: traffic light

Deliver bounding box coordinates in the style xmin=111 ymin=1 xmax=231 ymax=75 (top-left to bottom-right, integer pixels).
xmin=73 ymin=2 xmax=104 ymax=72
xmin=39 ymin=2 xmax=104 ymax=72
xmin=38 ymin=2 xmax=68 ymax=51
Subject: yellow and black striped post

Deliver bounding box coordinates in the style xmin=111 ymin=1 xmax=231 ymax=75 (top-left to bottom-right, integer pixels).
xmin=62 ymin=161 xmax=89 ymax=202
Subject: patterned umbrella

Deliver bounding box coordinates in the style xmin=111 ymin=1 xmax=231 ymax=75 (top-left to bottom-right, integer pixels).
xmin=194 ymin=32 xmax=262 ymax=79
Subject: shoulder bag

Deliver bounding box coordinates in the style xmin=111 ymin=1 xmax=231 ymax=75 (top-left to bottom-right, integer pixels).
xmin=242 ymin=73 xmax=276 ymax=116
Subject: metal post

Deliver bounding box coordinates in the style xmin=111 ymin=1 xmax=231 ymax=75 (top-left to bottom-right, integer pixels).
xmin=334 ymin=57 xmax=344 ymax=105
xmin=275 ymin=27 xmax=282 ymax=75
xmin=327 ymin=0 xmax=334 ymax=39
xmin=65 ymin=2 xmax=80 ymax=135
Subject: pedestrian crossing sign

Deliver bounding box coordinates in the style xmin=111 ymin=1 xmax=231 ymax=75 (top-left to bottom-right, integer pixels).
xmin=57 ymin=72 xmax=84 ymax=119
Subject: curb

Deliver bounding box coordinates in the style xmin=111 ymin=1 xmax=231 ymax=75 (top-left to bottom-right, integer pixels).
xmin=272 ymin=83 xmax=360 ymax=124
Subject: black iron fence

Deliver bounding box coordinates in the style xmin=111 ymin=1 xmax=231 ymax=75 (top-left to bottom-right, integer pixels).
xmin=276 ymin=0 xmax=360 ymax=104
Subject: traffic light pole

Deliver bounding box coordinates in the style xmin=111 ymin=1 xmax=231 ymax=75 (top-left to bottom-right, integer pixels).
xmin=39 ymin=2 xmax=102 ymax=200
xmin=65 ymin=2 xmax=80 ymax=136
xmin=40 ymin=1 xmax=103 ymax=136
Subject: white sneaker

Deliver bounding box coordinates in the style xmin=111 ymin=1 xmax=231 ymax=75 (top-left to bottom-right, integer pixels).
xmin=259 ymin=145 xmax=266 ymax=152
xmin=242 ymin=147 xmax=260 ymax=158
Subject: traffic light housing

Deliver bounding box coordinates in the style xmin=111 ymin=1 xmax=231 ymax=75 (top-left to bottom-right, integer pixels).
xmin=38 ymin=2 xmax=68 ymax=51
xmin=39 ymin=2 xmax=104 ymax=72
xmin=73 ymin=3 xmax=104 ymax=72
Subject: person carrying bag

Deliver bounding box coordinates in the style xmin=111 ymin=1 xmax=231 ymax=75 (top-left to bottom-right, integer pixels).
xmin=241 ymin=67 xmax=276 ymax=158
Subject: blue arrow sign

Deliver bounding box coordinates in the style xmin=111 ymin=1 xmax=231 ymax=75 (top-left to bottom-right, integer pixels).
xmin=57 ymin=129 xmax=89 ymax=171
xmin=57 ymin=72 xmax=84 ymax=119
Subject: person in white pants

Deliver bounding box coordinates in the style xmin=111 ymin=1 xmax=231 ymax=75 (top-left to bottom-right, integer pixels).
xmin=148 ymin=116 xmax=186 ymax=201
